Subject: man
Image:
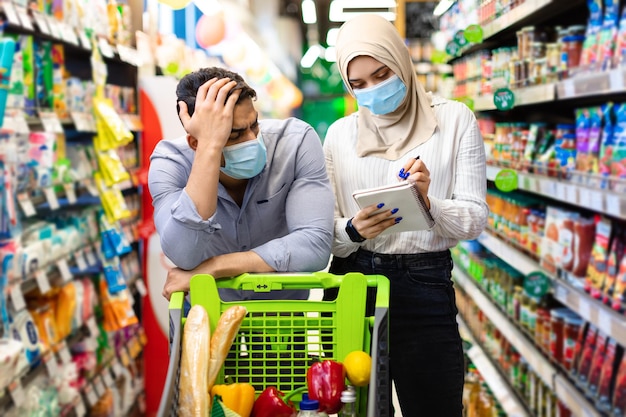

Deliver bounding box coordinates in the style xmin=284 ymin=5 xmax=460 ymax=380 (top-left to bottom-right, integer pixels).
xmin=148 ymin=67 xmax=334 ymax=300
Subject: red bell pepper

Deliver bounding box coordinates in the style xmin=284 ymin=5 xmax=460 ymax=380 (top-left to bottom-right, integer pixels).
xmin=306 ymin=359 xmax=346 ymax=413
xmin=251 ymin=386 xmax=297 ymax=417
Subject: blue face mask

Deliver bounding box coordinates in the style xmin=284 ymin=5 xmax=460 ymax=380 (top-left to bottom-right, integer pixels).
xmin=220 ymin=133 xmax=267 ymax=179
xmin=353 ymin=74 xmax=407 ymax=115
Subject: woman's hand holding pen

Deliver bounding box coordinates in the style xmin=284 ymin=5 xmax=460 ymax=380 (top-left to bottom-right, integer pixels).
xmin=398 ymin=156 xmax=431 ymax=210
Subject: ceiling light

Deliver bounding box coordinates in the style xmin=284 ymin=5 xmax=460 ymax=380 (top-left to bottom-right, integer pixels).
xmin=329 ymin=0 xmax=396 ymax=22
xmin=433 ymin=0 xmax=455 ymax=16
xmin=301 ymin=44 xmax=324 ymax=68
xmin=302 ymin=0 xmax=317 ymax=24
xmin=326 ymin=28 xmax=339 ymax=46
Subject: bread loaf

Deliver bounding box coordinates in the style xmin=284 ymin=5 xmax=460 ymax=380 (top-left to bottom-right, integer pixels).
xmin=179 ymin=304 xmax=211 ymax=417
xmin=207 ymin=305 xmax=248 ymax=390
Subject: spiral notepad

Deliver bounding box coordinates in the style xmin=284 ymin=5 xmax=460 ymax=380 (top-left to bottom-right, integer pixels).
xmin=352 ymin=180 xmax=435 ymax=235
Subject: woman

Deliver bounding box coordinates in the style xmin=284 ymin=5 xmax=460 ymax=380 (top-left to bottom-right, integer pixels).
xmin=323 ymin=14 xmax=489 ymax=416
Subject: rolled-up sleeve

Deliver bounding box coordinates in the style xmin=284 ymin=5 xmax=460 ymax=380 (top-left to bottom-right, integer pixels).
xmin=148 ymin=146 xmax=221 ymax=269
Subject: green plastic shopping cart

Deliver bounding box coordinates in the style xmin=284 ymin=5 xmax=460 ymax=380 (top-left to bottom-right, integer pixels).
xmin=157 ymin=271 xmax=390 ymax=417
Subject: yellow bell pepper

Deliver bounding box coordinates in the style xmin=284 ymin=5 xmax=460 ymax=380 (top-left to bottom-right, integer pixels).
xmin=211 ymin=382 xmax=255 ymax=417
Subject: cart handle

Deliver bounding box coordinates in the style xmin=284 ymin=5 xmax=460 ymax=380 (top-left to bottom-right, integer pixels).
xmin=194 ymin=271 xmax=389 ymax=308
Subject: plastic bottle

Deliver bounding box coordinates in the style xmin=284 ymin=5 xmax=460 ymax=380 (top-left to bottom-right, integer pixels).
xmin=339 ymin=385 xmax=357 ymax=417
xmin=297 ymin=393 xmax=327 ymax=417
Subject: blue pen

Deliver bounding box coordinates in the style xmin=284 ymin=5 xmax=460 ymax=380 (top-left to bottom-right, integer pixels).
xmin=398 ymin=155 xmax=420 ymax=179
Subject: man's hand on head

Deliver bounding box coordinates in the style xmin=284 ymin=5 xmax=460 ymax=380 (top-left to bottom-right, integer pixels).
xmin=178 ymin=77 xmax=242 ymax=150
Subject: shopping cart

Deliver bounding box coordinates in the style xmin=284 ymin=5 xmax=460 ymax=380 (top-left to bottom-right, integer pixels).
xmin=157 ymin=271 xmax=390 ymax=417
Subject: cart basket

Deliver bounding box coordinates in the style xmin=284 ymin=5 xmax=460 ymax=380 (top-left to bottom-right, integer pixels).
xmin=157 ymin=271 xmax=390 ymax=417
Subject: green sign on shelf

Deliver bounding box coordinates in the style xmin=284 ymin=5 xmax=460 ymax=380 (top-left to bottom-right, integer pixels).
xmin=446 ymin=41 xmax=461 ymax=57
xmin=494 ymin=169 xmax=518 ymax=192
xmin=493 ymin=88 xmax=515 ymax=111
xmin=431 ymin=49 xmax=450 ymax=64
xmin=454 ymin=30 xmax=469 ymax=48
xmin=464 ymin=24 xmax=484 ymax=44
xmin=524 ymin=271 xmax=551 ymax=298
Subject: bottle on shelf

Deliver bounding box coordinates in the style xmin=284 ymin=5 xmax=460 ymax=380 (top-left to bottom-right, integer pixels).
xmin=339 ymin=385 xmax=357 ymax=417
xmin=297 ymin=393 xmax=328 ymax=417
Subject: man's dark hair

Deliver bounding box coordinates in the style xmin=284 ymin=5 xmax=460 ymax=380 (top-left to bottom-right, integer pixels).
xmin=176 ymin=67 xmax=257 ymax=117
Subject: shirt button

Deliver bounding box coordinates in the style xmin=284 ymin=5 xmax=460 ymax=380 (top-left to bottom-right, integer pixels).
xmin=374 ymin=257 xmax=381 ymax=265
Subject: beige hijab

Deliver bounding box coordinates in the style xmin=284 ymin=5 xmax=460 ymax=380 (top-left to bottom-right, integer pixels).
xmin=335 ymin=14 xmax=438 ymax=160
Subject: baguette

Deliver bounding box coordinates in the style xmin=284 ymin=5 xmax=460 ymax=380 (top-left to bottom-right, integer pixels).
xmin=207 ymin=305 xmax=248 ymax=390
xmin=179 ymin=305 xmax=211 ymax=417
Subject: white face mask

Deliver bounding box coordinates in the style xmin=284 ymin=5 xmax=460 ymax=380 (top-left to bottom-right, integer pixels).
xmin=220 ymin=132 xmax=267 ymax=179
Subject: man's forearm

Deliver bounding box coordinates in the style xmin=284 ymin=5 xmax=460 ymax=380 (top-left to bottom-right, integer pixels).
xmin=192 ymin=251 xmax=275 ymax=278
xmin=186 ymin=145 xmax=222 ymax=220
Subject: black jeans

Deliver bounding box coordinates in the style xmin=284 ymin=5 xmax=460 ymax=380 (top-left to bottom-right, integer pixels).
xmin=328 ymin=249 xmax=464 ymax=417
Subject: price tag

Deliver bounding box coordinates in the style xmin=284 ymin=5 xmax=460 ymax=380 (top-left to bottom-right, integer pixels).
xmin=135 ymin=279 xmax=147 ymax=297
xmin=79 ymin=29 xmax=92 ymax=50
xmin=85 ymin=247 xmax=98 ymax=266
xmin=5 ymin=109 xmax=30 ymax=133
xmin=43 ymin=187 xmax=60 ymax=210
xmin=75 ymin=250 xmax=88 ymax=271
xmin=46 ymin=16 xmax=63 ymax=39
xmin=590 ymin=190 xmax=604 ymax=212
xmin=74 ymin=396 xmax=87 ymax=417
xmin=555 ymin=182 xmax=566 ymax=201
xmin=598 ymin=309 xmax=613 ymax=335
xmin=2 ymin=1 xmax=20 ymax=25
xmin=97 ymin=37 xmax=115 ymax=58
xmin=71 ymin=111 xmax=91 ymax=132
xmin=609 ymin=68 xmax=625 ymax=91
xmin=31 ymin=11 xmax=51 ymax=36
xmin=578 ymin=187 xmax=590 ymax=207
xmin=562 ymin=79 xmax=575 ymax=97
xmin=57 ymin=259 xmax=73 ymax=282
xmin=17 ymin=192 xmax=36 ymax=217
xmin=83 ymin=178 xmax=100 ymax=196
xmin=578 ymin=298 xmax=591 ymax=320
xmin=84 ymin=384 xmax=98 ymax=407
xmin=39 ymin=111 xmax=64 ymax=133
xmin=87 ymin=316 xmax=100 ymax=337
xmin=606 ymin=194 xmax=623 ymax=217
xmin=10 ymin=284 xmax=26 ymax=311
xmin=8 ymin=380 xmax=26 ymax=407
xmin=15 ymin=6 xmax=34 ymax=30
xmin=111 ymin=359 xmax=123 ymax=378
xmin=35 ymin=270 xmax=51 ymax=294
xmin=539 ymin=178 xmax=556 ymax=196
xmin=94 ymin=377 xmax=105 ymax=398
xmin=564 ymin=183 xmax=578 ymax=204
xmin=102 ymin=369 xmax=114 ymax=388
xmin=58 ymin=342 xmax=73 ymax=364
xmin=44 ymin=353 xmax=59 ymax=375
xmin=63 ymin=24 xmax=80 ymax=45
xmin=554 ymin=283 xmax=568 ymax=302
xmin=63 ymin=183 xmax=77 ymax=205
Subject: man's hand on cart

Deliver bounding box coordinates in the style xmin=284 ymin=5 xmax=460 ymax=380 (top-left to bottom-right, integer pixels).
xmin=162 ymin=267 xmax=193 ymax=300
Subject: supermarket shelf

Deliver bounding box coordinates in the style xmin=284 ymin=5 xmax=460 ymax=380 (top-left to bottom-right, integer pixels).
xmin=477 ymin=231 xmax=539 ymax=276
xmin=552 ymin=278 xmax=626 ymax=348
xmin=478 ymin=230 xmax=626 ymax=348
xmin=457 ymin=316 xmax=530 ymax=417
xmin=453 ymin=267 xmax=601 ymax=416
xmin=556 ymin=67 xmax=626 ymax=99
xmin=486 ymin=165 xmax=626 ymax=220
xmin=482 ymin=0 xmax=556 ymax=39
xmin=474 ymin=83 xmax=556 ymax=111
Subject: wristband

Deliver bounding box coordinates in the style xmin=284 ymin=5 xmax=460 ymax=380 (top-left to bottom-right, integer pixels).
xmin=345 ymin=218 xmax=366 ymax=243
